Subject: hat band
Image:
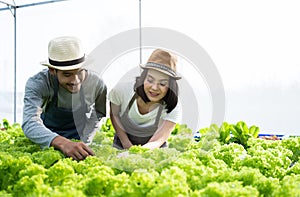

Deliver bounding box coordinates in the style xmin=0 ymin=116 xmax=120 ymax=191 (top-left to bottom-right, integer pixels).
xmin=145 ymin=62 xmax=176 ymax=77
xmin=49 ymin=55 xmax=85 ymax=67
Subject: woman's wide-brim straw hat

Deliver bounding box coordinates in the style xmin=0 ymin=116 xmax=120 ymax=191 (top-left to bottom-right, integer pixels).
xmin=140 ymin=49 xmax=181 ymax=80
xmin=40 ymin=36 xmax=91 ymax=70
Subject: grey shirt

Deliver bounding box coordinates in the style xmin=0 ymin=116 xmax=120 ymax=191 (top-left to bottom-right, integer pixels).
xmin=22 ymin=69 xmax=107 ymax=148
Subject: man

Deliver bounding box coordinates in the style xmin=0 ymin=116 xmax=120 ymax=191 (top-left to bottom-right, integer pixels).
xmin=22 ymin=36 xmax=107 ymax=160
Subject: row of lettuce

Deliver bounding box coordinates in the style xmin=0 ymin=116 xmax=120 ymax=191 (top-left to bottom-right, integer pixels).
xmin=0 ymin=118 xmax=300 ymax=196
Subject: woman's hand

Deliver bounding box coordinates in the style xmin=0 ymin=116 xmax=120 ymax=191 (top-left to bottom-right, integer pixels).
xmin=122 ymin=141 xmax=133 ymax=149
xmin=110 ymin=102 xmax=133 ymax=149
xmin=116 ymin=151 xmax=130 ymax=158
xmin=143 ymin=120 xmax=176 ymax=149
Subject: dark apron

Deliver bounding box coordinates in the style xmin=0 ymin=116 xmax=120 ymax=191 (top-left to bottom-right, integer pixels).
xmin=113 ymin=94 xmax=167 ymax=149
xmin=41 ymin=76 xmax=87 ymax=140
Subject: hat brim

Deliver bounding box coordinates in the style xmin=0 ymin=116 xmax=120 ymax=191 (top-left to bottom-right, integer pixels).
xmin=40 ymin=55 xmax=93 ymax=71
xmin=140 ymin=64 xmax=182 ymax=80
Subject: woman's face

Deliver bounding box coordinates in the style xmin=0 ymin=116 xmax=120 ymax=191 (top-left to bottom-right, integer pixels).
xmin=55 ymin=68 xmax=87 ymax=93
xmin=143 ymin=69 xmax=170 ymax=103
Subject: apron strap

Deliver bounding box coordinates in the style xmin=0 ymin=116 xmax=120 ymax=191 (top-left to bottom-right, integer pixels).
xmin=154 ymin=104 xmax=163 ymax=125
xmin=125 ymin=93 xmax=138 ymax=113
xmin=52 ymin=76 xmax=59 ymax=105
xmin=126 ymin=93 xmax=164 ymax=125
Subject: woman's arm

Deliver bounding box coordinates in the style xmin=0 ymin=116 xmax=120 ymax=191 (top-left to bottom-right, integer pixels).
xmin=142 ymin=120 xmax=176 ymax=150
xmin=110 ymin=102 xmax=133 ymax=149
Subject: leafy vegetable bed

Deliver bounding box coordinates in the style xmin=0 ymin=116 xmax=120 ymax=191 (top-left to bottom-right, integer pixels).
xmin=0 ymin=119 xmax=300 ymax=196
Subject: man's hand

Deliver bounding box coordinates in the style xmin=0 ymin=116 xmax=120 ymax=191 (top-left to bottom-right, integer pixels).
xmin=51 ymin=136 xmax=94 ymax=161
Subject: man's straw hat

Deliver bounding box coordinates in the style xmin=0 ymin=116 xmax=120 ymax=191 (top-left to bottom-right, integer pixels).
xmin=41 ymin=36 xmax=89 ymax=70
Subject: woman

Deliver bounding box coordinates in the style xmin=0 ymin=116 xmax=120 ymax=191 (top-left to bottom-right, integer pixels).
xmin=108 ymin=49 xmax=182 ymax=150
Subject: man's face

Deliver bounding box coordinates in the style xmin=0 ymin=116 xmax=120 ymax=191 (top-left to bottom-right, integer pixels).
xmin=54 ymin=68 xmax=87 ymax=93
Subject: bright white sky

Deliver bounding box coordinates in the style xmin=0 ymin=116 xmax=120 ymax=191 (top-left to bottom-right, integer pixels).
xmin=1 ymin=0 xmax=300 ymax=134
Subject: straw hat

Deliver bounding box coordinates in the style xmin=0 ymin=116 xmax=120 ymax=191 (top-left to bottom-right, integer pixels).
xmin=140 ymin=49 xmax=181 ymax=80
xmin=40 ymin=36 xmax=89 ymax=70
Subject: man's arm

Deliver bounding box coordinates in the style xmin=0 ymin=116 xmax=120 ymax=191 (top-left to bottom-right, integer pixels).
xmin=80 ymin=77 xmax=107 ymax=144
xmin=22 ymin=73 xmax=58 ymax=148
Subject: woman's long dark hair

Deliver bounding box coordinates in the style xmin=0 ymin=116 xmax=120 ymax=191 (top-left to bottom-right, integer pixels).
xmin=134 ymin=69 xmax=179 ymax=113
